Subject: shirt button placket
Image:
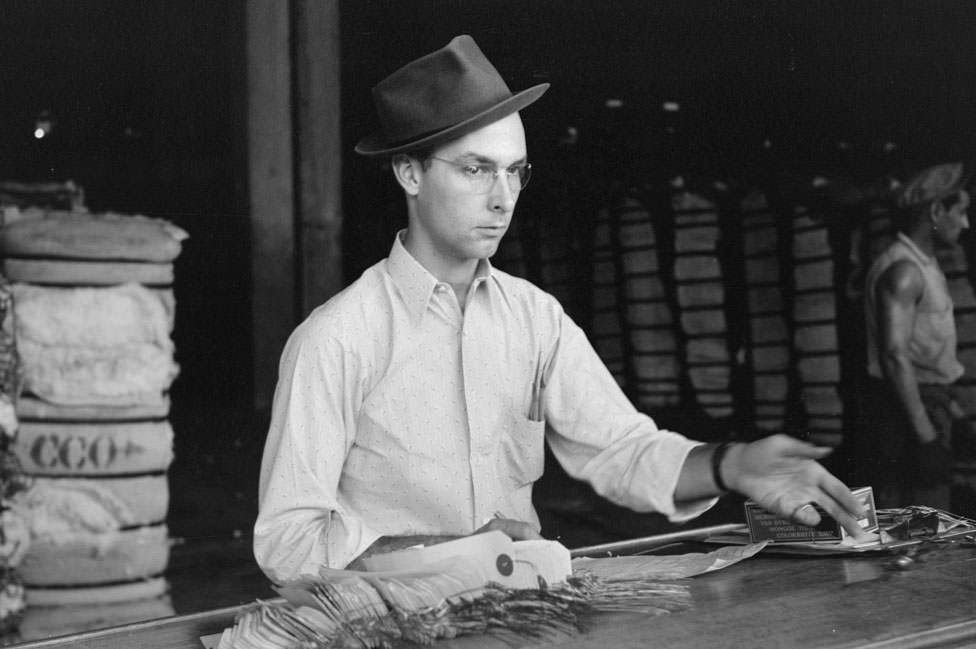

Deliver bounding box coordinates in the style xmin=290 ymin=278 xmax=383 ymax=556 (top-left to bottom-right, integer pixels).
xmin=462 ymin=310 xmax=490 ymax=527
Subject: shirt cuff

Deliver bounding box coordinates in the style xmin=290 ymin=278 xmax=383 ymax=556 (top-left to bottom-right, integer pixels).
xmin=328 ymin=510 xmax=384 ymax=569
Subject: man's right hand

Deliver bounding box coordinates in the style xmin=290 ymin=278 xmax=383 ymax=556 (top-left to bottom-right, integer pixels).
xmin=473 ymin=517 xmax=543 ymax=541
xmin=723 ymin=435 xmax=866 ymax=539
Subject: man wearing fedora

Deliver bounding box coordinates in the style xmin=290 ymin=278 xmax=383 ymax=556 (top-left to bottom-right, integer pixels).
xmin=254 ymin=35 xmax=864 ymax=583
xmin=858 ymin=162 xmax=972 ymax=509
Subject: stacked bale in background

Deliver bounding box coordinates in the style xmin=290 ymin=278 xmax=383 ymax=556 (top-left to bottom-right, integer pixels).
xmin=0 ymin=207 xmax=185 ymax=628
xmin=846 ymin=202 xmax=895 ymax=306
xmin=740 ymin=191 xmax=791 ymax=433
xmin=0 ymin=277 xmax=31 ymax=638
xmin=617 ymin=196 xmax=682 ymax=410
xmin=495 ymin=171 xmax=976 ymax=510
xmin=494 ymin=216 xmax=577 ymax=357
xmin=0 ymin=180 xmax=85 ymax=213
xmin=591 ymin=195 xmax=683 ymax=405
xmin=939 ymin=245 xmax=976 ymax=415
xmin=588 ymin=203 xmax=629 ymax=388
xmin=671 ymin=188 xmax=733 ymax=419
xmin=0 ymin=181 xmax=86 ymax=640
xmin=494 ymin=227 xmax=528 ymax=279
xmin=937 ymin=243 xmax=976 ymax=505
xmin=538 ymin=234 xmax=574 ymax=324
xmin=790 ymin=206 xmax=844 ymax=446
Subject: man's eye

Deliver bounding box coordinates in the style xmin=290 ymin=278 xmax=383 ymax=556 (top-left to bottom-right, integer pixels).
xmin=462 ymin=165 xmax=492 ymax=176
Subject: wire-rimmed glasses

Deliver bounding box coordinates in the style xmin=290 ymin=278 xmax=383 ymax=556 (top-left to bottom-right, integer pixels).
xmin=428 ymin=157 xmax=532 ymax=194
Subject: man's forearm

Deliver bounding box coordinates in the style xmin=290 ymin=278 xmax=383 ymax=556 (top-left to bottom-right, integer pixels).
xmin=673 ymin=442 xmax=741 ymax=501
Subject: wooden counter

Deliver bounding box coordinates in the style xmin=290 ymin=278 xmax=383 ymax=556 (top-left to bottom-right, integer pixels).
xmin=13 ymin=540 xmax=976 ymax=649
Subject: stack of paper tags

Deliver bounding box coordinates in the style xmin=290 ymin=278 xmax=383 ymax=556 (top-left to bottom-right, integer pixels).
xmin=707 ymin=502 xmax=976 ymax=555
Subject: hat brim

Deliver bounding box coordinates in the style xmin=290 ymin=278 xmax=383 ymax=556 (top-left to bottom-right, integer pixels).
xmin=354 ymin=83 xmax=550 ymax=158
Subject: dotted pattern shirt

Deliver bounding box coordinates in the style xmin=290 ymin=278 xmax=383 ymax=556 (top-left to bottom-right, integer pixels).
xmin=254 ymin=233 xmax=712 ymax=583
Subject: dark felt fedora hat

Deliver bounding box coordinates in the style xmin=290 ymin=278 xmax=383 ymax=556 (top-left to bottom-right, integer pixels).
xmin=354 ymin=35 xmax=549 ymax=158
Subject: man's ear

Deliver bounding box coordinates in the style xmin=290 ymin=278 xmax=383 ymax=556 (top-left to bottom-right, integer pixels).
xmin=929 ymin=200 xmax=945 ymax=223
xmin=392 ymin=155 xmax=422 ymax=196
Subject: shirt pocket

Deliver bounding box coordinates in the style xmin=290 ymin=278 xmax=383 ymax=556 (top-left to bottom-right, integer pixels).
xmin=500 ymin=417 xmax=545 ymax=488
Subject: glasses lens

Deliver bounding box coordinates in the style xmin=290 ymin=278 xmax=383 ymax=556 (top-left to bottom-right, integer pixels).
xmin=440 ymin=159 xmax=532 ymax=194
xmin=503 ymin=164 xmax=531 ymax=193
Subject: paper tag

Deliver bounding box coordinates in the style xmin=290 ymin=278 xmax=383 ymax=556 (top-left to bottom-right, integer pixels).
xmin=362 ymin=531 xmax=571 ymax=589
xmin=744 ymin=487 xmax=878 ymax=543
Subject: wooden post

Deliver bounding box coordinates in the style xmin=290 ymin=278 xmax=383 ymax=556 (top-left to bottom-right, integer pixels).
xmin=245 ymin=0 xmax=294 ymax=411
xmin=294 ymin=0 xmax=343 ymax=317
xmin=243 ymin=1 xmax=343 ymax=410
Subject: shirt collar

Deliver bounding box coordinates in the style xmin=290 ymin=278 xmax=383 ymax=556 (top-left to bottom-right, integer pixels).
xmin=386 ymin=230 xmax=498 ymax=320
xmin=896 ymin=231 xmax=934 ymax=266
xmin=473 ymin=257 xmax=495 ymax=287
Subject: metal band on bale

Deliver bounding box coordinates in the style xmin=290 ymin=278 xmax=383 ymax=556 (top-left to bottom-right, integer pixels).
xmin=2 ymin=258 xmax=174 ymax=286
xmin=20 ymin=523 xmax=170 ymax=587
xmin=16 ymin=394 xmax=171 ymax=421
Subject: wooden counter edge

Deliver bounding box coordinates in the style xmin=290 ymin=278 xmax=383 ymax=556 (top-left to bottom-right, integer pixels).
xmin=10 ymin=599 xmax=285 ymax=649
xmin=850 ymin=618 xmax=976 ymax=649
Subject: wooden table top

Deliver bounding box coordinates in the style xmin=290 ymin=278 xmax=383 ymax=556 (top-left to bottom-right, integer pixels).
xmin=13 ymin=539 xmax=976 ymax=649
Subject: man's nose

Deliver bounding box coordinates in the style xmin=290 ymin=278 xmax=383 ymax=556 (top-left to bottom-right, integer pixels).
xmin=489 ymin=173 xmax=518 ymax=211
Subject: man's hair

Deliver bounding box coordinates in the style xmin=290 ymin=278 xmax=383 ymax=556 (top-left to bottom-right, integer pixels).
xmin=392 ymin=148 xmax=435 ymax=171
xmin=894 ymin=191 xmax=966 ymax=232
xmin=939 ymin=191 xmax=966 ymax=212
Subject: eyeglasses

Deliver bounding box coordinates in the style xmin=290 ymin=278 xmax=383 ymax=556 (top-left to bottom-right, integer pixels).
xmin=428 ymin=157 xmax=532 ymax=194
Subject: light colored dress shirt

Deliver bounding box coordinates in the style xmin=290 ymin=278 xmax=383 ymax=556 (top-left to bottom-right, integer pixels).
xmin=254 ymin=232 xmax=714 ymax=583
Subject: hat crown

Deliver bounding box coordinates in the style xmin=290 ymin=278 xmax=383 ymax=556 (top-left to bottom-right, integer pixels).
xmin=372 ymin=35 xmax=514 ymax=146
xmin=898 ymin=162 xmax=967 ymax=208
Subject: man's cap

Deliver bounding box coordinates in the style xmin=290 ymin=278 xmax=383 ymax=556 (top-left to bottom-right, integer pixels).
xmin=354 ymin=35 xmax=549 ymax=158
xmin=897 ymin=162 xmax=970 ymax=208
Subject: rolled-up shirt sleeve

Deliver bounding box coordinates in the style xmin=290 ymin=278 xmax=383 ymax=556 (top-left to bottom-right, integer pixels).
xmin=253 ymin=320 xmax=381 ymax=583
xmin=544 ymin=313 xmax=716 ymax=521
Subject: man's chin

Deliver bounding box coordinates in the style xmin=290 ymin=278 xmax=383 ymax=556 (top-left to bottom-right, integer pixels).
xmin=472 ymin=240 xmax=502 ymax=259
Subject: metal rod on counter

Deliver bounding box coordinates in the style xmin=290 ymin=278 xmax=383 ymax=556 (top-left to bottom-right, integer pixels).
xmin=569 ymin=522 xmax=746 ymax=558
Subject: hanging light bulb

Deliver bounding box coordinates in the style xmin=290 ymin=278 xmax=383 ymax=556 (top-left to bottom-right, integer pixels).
xmin=33 ymin=110 xmax=55 ymax=139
